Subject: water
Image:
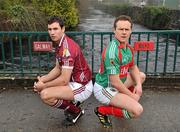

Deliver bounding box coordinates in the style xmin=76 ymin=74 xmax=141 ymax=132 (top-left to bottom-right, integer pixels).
xmin=94 ymin=0 xmax=180 ymax=10
xmin=165 ymin=0 xmax=180 ymax=10
xmin=77 ymin=1 xmax=151 ymax=72
xmin=77 ymin=1 xmax=150 ymax=32
xmin=77 ymin=0 xmax=180 ymax=74
xmin=1 ymin=0 xmax=179 ymax=75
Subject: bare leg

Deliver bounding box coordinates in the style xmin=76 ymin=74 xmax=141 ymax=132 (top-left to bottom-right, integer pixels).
xmin=110 ymin=93 xmax=143 ymax=118
xmin=40 ymin=86 xmax=74 ymax=105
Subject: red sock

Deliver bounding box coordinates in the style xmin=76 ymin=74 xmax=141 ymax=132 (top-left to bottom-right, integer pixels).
xmin=53 ymin=100 xmax=80 ymax=113
xmin=98 ymin=106 xmax=132 ymax=119
xmin=98 ymin=105 xmax=124 ymax=117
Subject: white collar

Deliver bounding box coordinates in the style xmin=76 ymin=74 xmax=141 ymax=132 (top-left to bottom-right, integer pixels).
xmin=58 ymin=34 xmax=65 ymax=47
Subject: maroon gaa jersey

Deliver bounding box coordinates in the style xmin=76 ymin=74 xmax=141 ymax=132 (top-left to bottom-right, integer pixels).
xmin=55 ymin=34 xmax=92 ymax=85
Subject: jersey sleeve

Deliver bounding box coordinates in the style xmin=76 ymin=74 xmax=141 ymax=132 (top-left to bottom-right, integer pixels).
xmin=61 ymin=48 xmax=75 ymax=69
xmin=104 ymin=43 xmax=120 ymax=75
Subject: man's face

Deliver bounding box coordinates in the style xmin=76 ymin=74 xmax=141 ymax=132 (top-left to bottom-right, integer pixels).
xmin=114 ymin=20 xmax=132 ymax=44
xmin=48 ymin=22 xmax=65 ymax=44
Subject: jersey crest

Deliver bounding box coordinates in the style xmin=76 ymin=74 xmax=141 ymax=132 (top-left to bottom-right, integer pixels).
xmin=63 ymin=48 xmax=70 ymax=57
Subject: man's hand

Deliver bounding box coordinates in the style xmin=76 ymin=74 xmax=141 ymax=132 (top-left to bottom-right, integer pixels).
xmin=33 ymin=82 xmax=38 ymax=92
xmin=133 ymin=84 xmax=142 ymax=97
xmin=33 ymin=80 xmax=46 ymax=92
xmin=132 ymin=93 xmax=140 ymax=101
xmin=37 ymin=76 xmax=43 ymax=82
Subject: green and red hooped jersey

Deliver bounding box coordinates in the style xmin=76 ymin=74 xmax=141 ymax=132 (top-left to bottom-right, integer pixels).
xmin=95 ymin=38 xmax=134 ymax=88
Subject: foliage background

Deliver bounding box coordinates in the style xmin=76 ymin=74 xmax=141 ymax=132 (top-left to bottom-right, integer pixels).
xmin=96 ymin=3 xmax=179 ymax=30
xmin=0 ymin=0 xmax=79 ymax=31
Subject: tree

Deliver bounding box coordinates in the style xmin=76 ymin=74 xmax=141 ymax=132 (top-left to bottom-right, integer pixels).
xmin=32 ymin=0 xmax=79 ymax=30
xmin=0 ymin=0 xmax=79 ymax=31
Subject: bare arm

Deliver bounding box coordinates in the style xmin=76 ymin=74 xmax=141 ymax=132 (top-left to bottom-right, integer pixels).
xmin=44 ymin=67 xmax=72 ymax=88
xmin=129 ymin=65 xmax=141 ymax=86
xmin=129 ymin=65 xmax=142 ymax=96
xmin=34 ymin=66 xmax=72 ymax=92
xmin=39 ymin=60 xmax=61 ymax=83
xmin=109 ymin=74 xmax=139 ymax=101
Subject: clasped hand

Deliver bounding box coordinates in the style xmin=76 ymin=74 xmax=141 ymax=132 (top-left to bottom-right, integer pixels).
xmin=133 ymin=84 xmax=142 ymax=97
xmin=33 ymin=76 xmax=46 ymax=92
xmin=131 ymin=84 xmax=142 ymax=101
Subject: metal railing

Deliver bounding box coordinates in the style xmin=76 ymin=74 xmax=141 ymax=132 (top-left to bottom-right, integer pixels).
xmin=0 ymin=30 xmax=180 ymax=78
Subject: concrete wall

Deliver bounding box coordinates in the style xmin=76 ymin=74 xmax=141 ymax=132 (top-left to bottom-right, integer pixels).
xmin=0 ymin=76 xmax=180 ymax=90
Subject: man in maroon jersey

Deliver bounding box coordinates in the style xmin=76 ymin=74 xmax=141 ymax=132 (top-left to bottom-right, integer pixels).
xmin=33 ymin=16 xmax=93 ymax=125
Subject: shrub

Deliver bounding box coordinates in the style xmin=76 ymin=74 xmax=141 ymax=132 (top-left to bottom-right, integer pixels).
xmin=0 ymin=0 xmax=46 ymax=31
xmin=141 ymin=6 xmax=171 ymax=29
xmin=0 ymin=0 xmax=79 ymax=31
xmin=32 ymin=0 xmax=79 ymax=30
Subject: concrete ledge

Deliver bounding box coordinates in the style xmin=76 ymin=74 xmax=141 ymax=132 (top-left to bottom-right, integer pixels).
xmin=143 ymin=75 xmax=180 ymax=89
xmin=0 ymin=77 xmax=36 ymax=89
xmin=0 ymin=75 xmax=180 ymax=89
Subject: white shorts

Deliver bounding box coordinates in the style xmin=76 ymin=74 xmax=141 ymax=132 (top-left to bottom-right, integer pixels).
xmin=93 ymin=82 xmax=118 ymax=105
xmin=69 ymin=80 xmax=93 ymax=103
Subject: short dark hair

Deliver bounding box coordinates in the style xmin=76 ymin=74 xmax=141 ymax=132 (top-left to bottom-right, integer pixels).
xmin=113 ymin=15 xmax=133 ymax=29
xmin=48 ymin=16 xmax=64 ymax=28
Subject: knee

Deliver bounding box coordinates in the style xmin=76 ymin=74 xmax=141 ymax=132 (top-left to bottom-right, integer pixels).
xmin=133 ymin=105 xmax=143 ymax=118
xmin=40 ymin=89 xmax=49 ymax=101
xmin=40 ymin=90 xmax=56 ymax=105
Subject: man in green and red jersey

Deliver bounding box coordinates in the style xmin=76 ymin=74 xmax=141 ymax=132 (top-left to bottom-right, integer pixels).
xmin=33 ymin=16 xmax=93 ymax=126
xmin=93 ymin=15 xmax=146 ymax=128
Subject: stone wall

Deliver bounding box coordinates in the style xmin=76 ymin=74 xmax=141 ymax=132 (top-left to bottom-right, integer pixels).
xmin=169 ymin=10 xmax=180 ymax=29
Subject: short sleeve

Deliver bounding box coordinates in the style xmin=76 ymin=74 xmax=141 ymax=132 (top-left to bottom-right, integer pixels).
xmin=62 ymin=56 xmax=74 ymax=68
